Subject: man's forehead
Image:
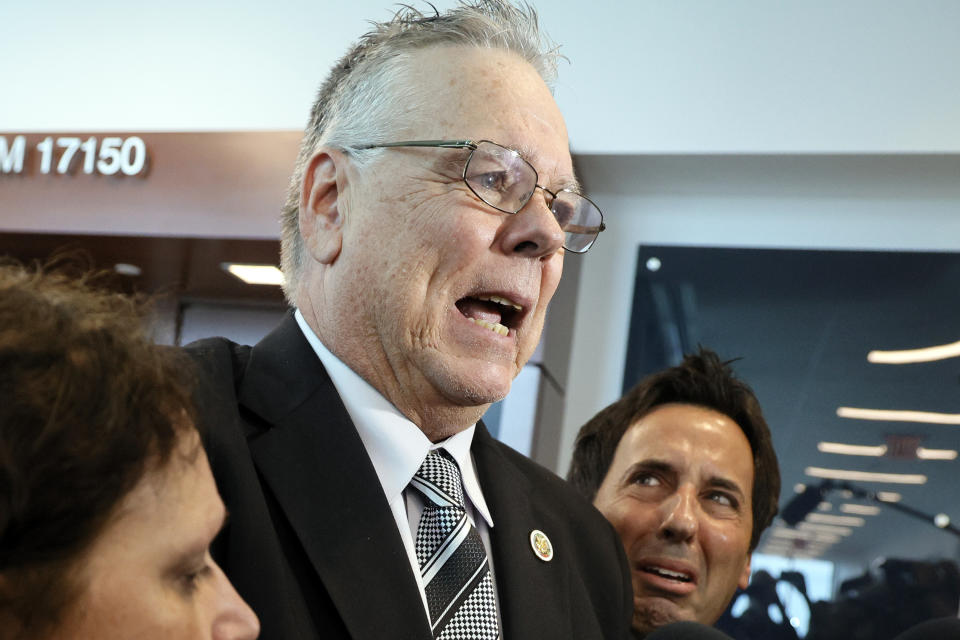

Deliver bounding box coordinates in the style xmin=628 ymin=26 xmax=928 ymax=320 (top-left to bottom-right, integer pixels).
xmin=620 ymin=409 xmax=755 ymax=484
xmin=397 ymin=45 xmax=575 ymax=185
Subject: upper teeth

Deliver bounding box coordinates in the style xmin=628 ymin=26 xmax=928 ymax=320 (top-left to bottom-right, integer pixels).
xmin=648 ymin=567 xmax=690 ymax=581
xmin=477 ymin=295 xmax=522 ymax=311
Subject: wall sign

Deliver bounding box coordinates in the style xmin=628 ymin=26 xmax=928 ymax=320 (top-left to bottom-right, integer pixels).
xmin=1 ymin=135 xmax=148 ymax=177
xmin=0 ymin=130 xmax=301 ymax=239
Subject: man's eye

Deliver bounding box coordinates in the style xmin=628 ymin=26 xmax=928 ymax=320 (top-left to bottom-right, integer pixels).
xmin=631 ymin=473 xmax=660 ymax=487
xmin=472 ymin=171 xmax=509 ymax=192
xmin=551 ymin=201 xmax=575 ymax=227
xmin=708 ymin=492 xmax=737 ymax=508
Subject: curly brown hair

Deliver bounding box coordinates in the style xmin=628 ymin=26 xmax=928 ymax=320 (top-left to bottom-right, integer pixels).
xmin=567 ymin=348 xmax=780 ymax=551
xmin=0 ymin=261 xmax=198 ymax=637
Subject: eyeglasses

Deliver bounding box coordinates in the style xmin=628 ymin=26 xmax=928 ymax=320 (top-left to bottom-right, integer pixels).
xmin=352 ymin=139 xmax=605 ymax=254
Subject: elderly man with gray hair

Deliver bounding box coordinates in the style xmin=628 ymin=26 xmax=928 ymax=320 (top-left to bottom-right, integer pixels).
xmin=187 ymin=2 xmax=629 ymax=639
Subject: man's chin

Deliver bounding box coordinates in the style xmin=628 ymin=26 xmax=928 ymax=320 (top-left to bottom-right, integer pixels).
xmin=425 ymin=357 xmax=518 ymax=407
xmin=633 ymin=597 xmax=696 ymax=638
xmin=445 ymin=375 xmax=512 ymax=408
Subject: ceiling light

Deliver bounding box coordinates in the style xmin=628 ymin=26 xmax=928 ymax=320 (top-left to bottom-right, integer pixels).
xmin=805 ymin=467 xmax=927 ymax=485
xmin=868 ymin=340 xmax=960 ymax=364
xmin=797 ymin=522 xmax=854 ymax=536
xmin=222 ymin=263 xmax=285 ymax=286
xmin=818 ymin=441 xmax=886 ymax=457
xmin=916 ymin=447 xmax=958 ymax=460
xmin=876 ymin=491 xmax=902 ymax=503
xmin=817 ymin=502 xmax=832 ymax=511
xmin=113 ymin=262 xmax=142 ymax=276
xmin=761 ymin=544 xmax=830 ymax=558
xmin=794 ymin=483 xmax=807 ymax=493
xmin=836 ymin=407 xmax=960 ymax=426
xmin=770 ymin=527 xmax=841 ymax=544
xmin=806 ymin=513 xmax=865 ymax=527
xmin=840 ymin=504 xmax=881 ymax=516
xmin=934 ymin=513 xmax=951 ymax=528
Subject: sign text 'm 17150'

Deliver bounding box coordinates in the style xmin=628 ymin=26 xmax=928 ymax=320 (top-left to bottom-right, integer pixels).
xmin=0 ymin=135 xmax=148 ymax=176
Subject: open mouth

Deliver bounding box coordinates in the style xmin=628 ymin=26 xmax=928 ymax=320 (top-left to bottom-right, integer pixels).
xmin=640 ymin=566 xmax=694 ymax=584
xmin=455 ymin=294 xmax=523 ymax=337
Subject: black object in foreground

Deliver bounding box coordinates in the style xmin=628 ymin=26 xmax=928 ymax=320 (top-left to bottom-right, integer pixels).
xmin=646 ymin=621 xmax=736 ymax=639
xmin=890 ymin=616 xmax=960 ymax=640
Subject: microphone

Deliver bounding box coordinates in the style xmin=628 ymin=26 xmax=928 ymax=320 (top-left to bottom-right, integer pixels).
xmin=891 ymin=616 xmax=960 ymax=639
xmin=780 ymin=481 xmax=832 ymax=526
xmin=645 ymin=621 xmax=735 ymax=639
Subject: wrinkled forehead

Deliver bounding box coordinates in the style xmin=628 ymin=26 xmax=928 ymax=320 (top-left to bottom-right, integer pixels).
xmin=624 ymin=404 xmax=756 ymax=484
xmin=392 ymin=45 xmax=574 ymax=181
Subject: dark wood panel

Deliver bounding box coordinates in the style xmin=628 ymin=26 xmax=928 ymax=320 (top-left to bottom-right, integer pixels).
xmin=0 ymin=231 xmax=285 ymax=305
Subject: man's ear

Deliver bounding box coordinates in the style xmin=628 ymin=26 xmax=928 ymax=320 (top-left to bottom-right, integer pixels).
xmin=738 ymin=555 xmax=752 ymax=590
xmin=299 ymin=148 xmax=347 ymax=265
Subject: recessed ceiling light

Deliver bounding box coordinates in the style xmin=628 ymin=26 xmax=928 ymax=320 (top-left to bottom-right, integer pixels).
xmin=806 ymin=513 xmax=865 ymax=527
xmin=805 ymin=466 xmax=927 ymax=484
xmin=797 ymin=522 xmax=854 ymax=536
xmin=916 ymin=446 xmax=958 ymax=460
xmin=817 ymin=501 xmax=832 ymax=511
xmin=760 ymin=543 xmax=830 ymax=558
xmin=836 ymin=407 xmax=960 ymax=426
xmin=770 ymin=527 xmax=841 ymax=544
xmin=818 ymin=441 xmax=886 ymax=457
xmin=934 ymin=513 xmax=951 ymax=528
xmin=840 ymin=504 xmax=881 ymax=516
xmin=222 ymin=263 xmax=285 ymax=286
xmin=868 ymin=340 xmax=960 ymax=364
xmin=876 ymin=491 xmax=902 ymax=503
xmin=794 ymin=483 xmax=807 ymax=493
xmin=113 ymin=262 xmax=142 ymax=276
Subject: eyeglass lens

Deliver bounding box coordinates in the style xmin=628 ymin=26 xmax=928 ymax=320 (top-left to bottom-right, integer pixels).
xmin=463 ymin=141 xmax=603 ymax=253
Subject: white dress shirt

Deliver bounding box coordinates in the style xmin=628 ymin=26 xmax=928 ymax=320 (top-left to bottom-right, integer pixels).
xmin=294 ymin=310 xmax=501 ymax=623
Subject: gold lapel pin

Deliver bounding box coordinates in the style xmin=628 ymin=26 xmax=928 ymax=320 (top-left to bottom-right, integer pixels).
xmin=529 ymin=529 xmax=554 ymax=562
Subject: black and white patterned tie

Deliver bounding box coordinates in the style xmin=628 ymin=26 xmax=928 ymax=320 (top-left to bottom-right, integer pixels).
xmin=410 ymin=451 xmax=499 ymax=640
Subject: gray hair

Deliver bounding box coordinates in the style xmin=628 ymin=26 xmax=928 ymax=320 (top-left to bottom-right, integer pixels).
xmin=279 ymin=0 xmax=561 ymax=302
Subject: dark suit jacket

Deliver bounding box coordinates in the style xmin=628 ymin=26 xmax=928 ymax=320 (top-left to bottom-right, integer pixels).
xmin=187 ymin=313 xmax=632 ymax=640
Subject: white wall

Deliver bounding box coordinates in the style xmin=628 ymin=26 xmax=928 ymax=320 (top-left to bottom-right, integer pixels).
xmin=4 ymin=1 xmax=960 ymax=152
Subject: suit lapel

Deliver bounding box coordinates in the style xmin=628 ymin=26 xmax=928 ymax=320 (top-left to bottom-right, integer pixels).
xmin=472 ymin=424 xmax=570 ymax=639
xmin=239 ymin=315 xmax=431 ymax=640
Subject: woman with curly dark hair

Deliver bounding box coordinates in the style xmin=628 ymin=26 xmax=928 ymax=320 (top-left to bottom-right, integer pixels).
xmin=0 ymin=263 xmax=259 ymax=640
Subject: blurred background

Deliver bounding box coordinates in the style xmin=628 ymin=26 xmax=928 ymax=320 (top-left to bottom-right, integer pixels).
xmin=3 ymin=1 xmax=959 ymax=637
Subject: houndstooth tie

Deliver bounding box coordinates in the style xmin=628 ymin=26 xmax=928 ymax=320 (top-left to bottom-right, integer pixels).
xmin=410 ymin=451 xmax=500 ymax=640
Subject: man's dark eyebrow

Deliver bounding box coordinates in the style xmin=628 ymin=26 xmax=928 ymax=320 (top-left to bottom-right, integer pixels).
xmin=619 ymin=461 xmax=747 ymax=501
xmin=708 ymin=476 xmax=746 ymax=500
xmin=619 ymin=459 xmax=676 ymax=486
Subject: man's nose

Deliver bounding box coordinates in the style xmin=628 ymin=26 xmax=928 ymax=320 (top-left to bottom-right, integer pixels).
xmin=496 ymin=188 xmax=565 ymax=259
xmin=657 ymin=486 xmax=699 ymax=543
